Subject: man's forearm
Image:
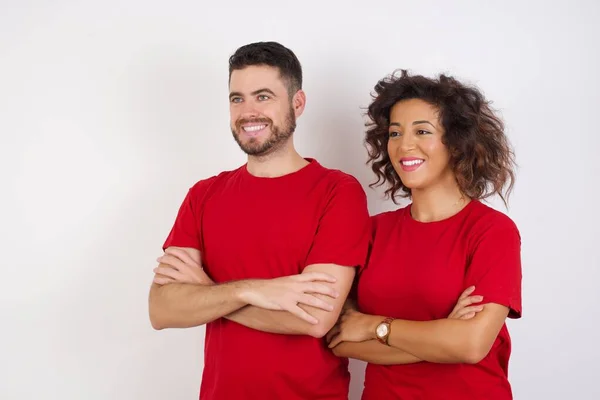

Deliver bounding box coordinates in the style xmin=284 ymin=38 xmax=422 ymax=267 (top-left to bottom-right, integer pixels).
xmin=149 ymin=281 xmax=247 ymax=330
xmin=225 ymin=303 xmax=328 ymax=338
xmin=332 ymin=340 xmax=422 ymax=365
xmin=224 ymin=265 xmax=354 ymax=338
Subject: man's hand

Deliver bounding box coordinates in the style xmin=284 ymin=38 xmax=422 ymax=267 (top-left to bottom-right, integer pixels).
xmin=153 ymin=250 xmax=340 ymax=326
xmin=153 ymin=247 xmax=214 ymax=286
xmin=238 ymin=273 xmax=340 ymax=325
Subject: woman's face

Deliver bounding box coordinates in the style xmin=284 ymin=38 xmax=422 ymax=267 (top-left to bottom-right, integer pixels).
xmin=386 ymin=98 xmax=454 ymax=192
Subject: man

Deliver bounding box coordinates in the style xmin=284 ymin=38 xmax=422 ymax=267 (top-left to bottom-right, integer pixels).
xmin=148 ymin=42 xmax=371 ymax=400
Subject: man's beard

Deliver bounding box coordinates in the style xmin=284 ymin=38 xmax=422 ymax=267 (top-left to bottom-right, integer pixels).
xmin=231 ymin=107 xmax=296 ymax=157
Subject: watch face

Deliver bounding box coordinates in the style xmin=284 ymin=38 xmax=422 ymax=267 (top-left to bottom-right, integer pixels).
xmin=376 ymin=323 xmax=389 ymax=338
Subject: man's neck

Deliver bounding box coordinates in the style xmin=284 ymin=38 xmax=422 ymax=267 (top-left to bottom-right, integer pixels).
xmin=410 ymin=177 xmax=470 ymax=222
xmin=246 ymin=146 xmax=308 ymax=178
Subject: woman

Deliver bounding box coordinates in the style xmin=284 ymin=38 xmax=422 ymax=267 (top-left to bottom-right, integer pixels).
xmin=326 ymin=70 xmax=522 ymax=399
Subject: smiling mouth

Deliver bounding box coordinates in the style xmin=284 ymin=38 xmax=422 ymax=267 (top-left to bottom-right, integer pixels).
xmin=399 ymin=158 xmax=425 ymax=171
xmin=242 ymin=124 xmax=267 ymax=133
xmin=401 ymin=159 xmax=424 ymax=167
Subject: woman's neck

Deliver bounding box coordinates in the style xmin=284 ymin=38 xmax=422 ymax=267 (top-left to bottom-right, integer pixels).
xmin=410 ymin=180 xmax=470 ymax=222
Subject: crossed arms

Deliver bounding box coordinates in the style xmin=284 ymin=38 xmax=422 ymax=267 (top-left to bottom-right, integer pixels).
xmin=148 ymin=247 xmax=355 ymax=338
xmin=148 ymin=247 xmax=487 ymax=354
xmin=325 ymin=223 xmax=521 ymax=366
xmin=326 ymin=295 xmax=508 ymax=365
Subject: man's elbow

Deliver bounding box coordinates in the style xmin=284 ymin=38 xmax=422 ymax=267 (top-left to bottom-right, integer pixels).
xmin=307 ymin=324 xmax=329 ymax=339
xmin=150 ymin=319 xmax=166 ymax=330
xmin=149 ymin=308 xmax=192 ymax=330
xmin=307 ymin=317 xmax=338 ymax=339
xmin=149 ymin=303 xmax=168 ymax=330
xmin=148 ymin=287 xmax=175 ymax=330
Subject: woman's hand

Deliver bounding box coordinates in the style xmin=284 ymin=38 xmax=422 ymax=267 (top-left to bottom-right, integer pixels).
xmin=447 ymin=286 xmax=484 ymax=320
xmin=325 ymin=307 xmax=380 ymax=348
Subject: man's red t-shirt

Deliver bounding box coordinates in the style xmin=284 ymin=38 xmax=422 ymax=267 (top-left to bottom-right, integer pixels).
xmin=357 ymin=200 xmax=522 ymax=399
xmin=163 ymin=158 xmax=371 ymax=400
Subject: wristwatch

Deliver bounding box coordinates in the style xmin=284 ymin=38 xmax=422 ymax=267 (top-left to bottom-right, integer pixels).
xmin=375 ymin=317 xmax=395 ymax=345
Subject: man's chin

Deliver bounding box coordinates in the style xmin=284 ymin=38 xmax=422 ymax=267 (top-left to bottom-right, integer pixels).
xmin=238 ymin=141 xmax=271 ymax=156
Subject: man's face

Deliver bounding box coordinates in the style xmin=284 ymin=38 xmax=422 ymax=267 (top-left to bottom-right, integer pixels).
xmin=229 ymin=65 xmax=301 ymax=157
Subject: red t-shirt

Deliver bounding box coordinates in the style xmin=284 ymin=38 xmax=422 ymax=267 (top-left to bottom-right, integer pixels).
xmin=357 ymin=200 xmax=522 ymax=400
xmin=163 ymin=158 xmax=371 ymax=400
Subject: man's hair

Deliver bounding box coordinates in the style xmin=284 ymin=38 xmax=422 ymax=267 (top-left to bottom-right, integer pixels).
xmin=365 ymin=69 xmax=516 ymax=206
xmin=228 ymin=41 xmax=303 ymax=97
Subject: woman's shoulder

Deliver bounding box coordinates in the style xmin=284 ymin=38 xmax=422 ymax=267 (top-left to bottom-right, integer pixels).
xmin=469 ymin=200 xmax=519 ymax=230
xmin=465 ymin=200 xmax=521 ymax=246
xmin=370 ymin=205 xmax=410 ymax=232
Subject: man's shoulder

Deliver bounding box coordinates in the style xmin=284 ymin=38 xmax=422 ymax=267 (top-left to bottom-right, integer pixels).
xmin=311 ymin=161 xmax=365 ymax=194
xmin=187 ymin=166 xmax=243 ymax=197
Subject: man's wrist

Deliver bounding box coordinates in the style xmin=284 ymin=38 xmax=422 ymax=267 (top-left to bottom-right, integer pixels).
xmin=234 ymin=279 xmax=260 ymax=304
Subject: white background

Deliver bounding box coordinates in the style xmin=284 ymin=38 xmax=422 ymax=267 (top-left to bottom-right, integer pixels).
xmin=2 ymin=1 xmax=599 ymax=399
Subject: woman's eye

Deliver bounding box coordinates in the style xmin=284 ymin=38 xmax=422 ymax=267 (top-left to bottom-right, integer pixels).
xmin=388 ymin=131 xmax=400 ymax=138
xmin=417 ymin=129 xmax=431 ymax=135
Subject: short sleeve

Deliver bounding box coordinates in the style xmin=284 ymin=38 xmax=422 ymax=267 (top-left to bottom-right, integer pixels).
xmin=464 ymin=220 xmax=523 ymax=319
xmin=162 ymin=177 xmax=217 ymax=251
xmin=304 ymin=177 xmax=372 ymax=270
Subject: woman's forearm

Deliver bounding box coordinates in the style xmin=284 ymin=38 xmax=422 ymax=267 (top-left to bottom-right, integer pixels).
xmin=385 ymin=318 xmax=476 ymax=363
xmin=332 ymin=340 xmax=422 ymax=365
xmin=384 ymin=305 xmax=509 ymax=364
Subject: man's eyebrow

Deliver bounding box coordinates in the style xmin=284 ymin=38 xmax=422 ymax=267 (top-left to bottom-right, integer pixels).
xmin=229 ymin=88 xmax=277 ymax=99
xmin=251 ymin=88 xmax=276 ymax=97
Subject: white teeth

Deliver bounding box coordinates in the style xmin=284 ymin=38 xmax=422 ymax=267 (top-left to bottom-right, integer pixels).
xmin=243 ymin=125 xmax=266 ymax=132
xmin=402 ymin=159 xmax=424 ymax=166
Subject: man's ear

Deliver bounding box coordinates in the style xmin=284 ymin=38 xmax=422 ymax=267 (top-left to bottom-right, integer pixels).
xmin=292 ymin=89 xmax=306 ymax=118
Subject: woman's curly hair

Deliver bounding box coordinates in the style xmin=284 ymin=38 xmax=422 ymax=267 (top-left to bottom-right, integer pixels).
xmin=365 ymin=69 xmax=516 ymax=206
